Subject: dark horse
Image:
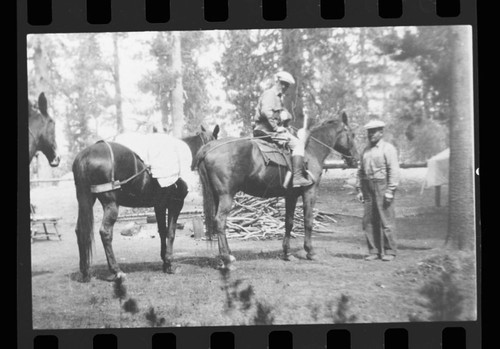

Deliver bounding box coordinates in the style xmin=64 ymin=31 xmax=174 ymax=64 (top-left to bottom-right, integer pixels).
xmin=29 ymin=92 xmax=60 ymax=166
xmin=197 ymin=113 xmax=358 ymax=268
xmin=72 ymin=125 xmax=219 ymax=282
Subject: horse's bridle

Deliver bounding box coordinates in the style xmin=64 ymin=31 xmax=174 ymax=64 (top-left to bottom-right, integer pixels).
xmin=289 ymin=125 xmax=356 ymax=160
xmin=29 ymin=127 xmax=38 ymax=141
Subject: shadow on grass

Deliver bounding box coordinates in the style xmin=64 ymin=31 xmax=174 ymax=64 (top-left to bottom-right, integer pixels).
xmin=330 ymin=253 xmax=366 ymax=260
xmin=398 ymin=245 xmax=436 ymax=251
xmin=231 ymin=247 xmax=302 ymax=261
xmin=32 ymin=270 xmax=53 ymax=277
xmin=67 ymin=248 xmax=306 ymax=281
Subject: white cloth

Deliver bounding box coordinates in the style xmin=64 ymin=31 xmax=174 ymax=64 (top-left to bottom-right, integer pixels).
xmin=424 ymin=148 xmax=449 ymax=188
xmin=114 ymin=132 xmax=193 ymax=189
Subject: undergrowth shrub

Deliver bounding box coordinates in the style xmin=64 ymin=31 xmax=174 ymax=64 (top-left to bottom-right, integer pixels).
xmin=325 ymin=294 xmax=358 ymax=324
xmin=112 ymin=276 xmax=140 ymax=327
xmin=408 ymin=254 xmax=469 ymax=321
xmin=219 ymin=268 xmax=275 ymax=325
xmin=145 ymin=307 xmax=166 ymax=327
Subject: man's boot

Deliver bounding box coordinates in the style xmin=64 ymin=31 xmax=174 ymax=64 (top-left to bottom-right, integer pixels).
xmin=292 ymin=155 xmax=313 ymax=187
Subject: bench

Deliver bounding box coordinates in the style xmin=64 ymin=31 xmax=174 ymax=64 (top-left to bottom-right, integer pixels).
xmin=30 ymin=204 xmax=61 ymax=242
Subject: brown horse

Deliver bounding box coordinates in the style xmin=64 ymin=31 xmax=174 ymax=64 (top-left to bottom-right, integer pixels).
xmin=197 ymin=113 xmax=358 ymax=268
xmin=72 ymin=126 xmax=219 ymax=282
xmin=29 ymin=92 xmax=60 ymax=166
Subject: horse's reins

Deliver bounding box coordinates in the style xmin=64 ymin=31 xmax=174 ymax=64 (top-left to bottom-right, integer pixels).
xmin=197 ymin=135 xmax=268 ymax=156
xmin=196 ymin=123 xmax=356 ymax=165
xmin=283 ymin=126 xmax=355 ymax=159
xmin=288 ymin=125 xmax=356 ymax=160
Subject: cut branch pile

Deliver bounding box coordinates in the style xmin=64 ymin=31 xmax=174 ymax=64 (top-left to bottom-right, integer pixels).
xmin=223 ymin=193 xmax=338 ymax=240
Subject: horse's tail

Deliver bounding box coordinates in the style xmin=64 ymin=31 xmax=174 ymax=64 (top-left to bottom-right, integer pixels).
xmin=72 ymin=154 xmax=95 ymax=277
xmin=197 ymin=157 xmax=217 ymax=241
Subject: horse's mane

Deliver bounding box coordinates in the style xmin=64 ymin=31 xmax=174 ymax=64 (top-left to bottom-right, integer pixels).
xmin=309 ymin=118 xmax=341 ymax=135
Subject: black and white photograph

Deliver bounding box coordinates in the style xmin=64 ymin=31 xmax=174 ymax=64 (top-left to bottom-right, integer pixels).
xmin=27 ymin=25 xmax=477 ymax=329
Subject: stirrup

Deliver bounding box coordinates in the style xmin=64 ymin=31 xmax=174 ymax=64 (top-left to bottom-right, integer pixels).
xmin=293 ymin=175 xmax=313 ymax=187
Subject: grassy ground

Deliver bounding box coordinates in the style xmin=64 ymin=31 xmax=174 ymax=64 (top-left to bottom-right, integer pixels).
xmin=28 ymin=168 xmax=478 ymax=329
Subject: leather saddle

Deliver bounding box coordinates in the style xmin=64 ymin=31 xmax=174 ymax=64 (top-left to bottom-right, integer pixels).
xmin=251 ymin=132 xmax=292 ymax=170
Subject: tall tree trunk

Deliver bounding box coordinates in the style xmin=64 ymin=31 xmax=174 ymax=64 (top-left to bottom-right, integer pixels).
xmin=446 ymin=26 xmax=475 ymax=250
xmin=112 ymin=34 xmax=124 ymax=134
xmin=32 ymin=37 xmax=51 ymax=97
xmin=170 ymin=32 xmax=185 ymax=138
xmin=281 ymin=29 xmax=305 ymax=129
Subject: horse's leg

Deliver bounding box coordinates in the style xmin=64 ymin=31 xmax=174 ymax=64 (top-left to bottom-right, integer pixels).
xmin=75 ymin=187 xmax=96 ymax=283
xmin=98 ymin=195 xmax=124 ymax=280
xmin=302 ymin=187 xmax=318 ymax=260
xmin=283 ymin=194 xmax=299 ymax=261
xmin=154 ymin=200 xmax=169 ymax=273
xmin=161 ymin=180 xmax=188 ymax=274
xmin=216 ymin=194 xmax=236 ymax=268
xmin=163 ymin=198 xmax=184 ymax=274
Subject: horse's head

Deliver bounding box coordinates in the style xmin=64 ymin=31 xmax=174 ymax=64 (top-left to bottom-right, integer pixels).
xmin=333 ymin=112 xmax=358 ymax=168
xmin=189 ymin=125 xmax=220 ymax=170
xmin=29 ymin=93 xmax=60 ymax=167
xmin=309 ymin=112 xmax=358 ymax=168
xmin=198 ymin=124 xmax=220 ymax=144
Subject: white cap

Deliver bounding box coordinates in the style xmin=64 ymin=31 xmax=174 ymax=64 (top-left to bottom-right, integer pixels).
xmin=364 ymin=119 xmax=386 ymax=130
xmin=275 ymin=71 xmax=295 ymax=85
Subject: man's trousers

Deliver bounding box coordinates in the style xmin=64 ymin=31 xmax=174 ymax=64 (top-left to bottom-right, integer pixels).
xmin=360 ymin=179 xmax=397 ymax=256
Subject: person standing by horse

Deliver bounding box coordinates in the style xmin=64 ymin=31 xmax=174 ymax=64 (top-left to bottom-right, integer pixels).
xmin=253 ymin=71 xmax=312 ymax=187
xmin=356 ymin=119 xmax=400 ymax=262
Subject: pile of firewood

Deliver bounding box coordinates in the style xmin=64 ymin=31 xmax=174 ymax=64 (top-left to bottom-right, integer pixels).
xmin=224 ymin=193 xmax=338 ymax=240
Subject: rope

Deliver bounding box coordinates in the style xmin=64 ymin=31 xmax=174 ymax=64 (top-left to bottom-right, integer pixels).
xmin=200 ymin=135 xmax=270 ymax=156
xmin=199 ymin=125 xmax=354 ymax=161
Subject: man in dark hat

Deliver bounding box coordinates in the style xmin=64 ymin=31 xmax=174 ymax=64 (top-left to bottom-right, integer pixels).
xmin=356 ymin=119 xmax=400 ymax=261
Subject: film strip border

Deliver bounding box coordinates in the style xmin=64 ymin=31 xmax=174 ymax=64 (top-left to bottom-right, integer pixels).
xmin=21 ymin=0 xmax=472 ymax=30
xmin=33 ymin=324 xmax=476 ymax=349
xmin=18 ymin=0 xmax=480 ymax=349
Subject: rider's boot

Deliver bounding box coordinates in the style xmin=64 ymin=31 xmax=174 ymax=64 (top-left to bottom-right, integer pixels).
xmin=292 ymin=155 xmax=313 ymax=187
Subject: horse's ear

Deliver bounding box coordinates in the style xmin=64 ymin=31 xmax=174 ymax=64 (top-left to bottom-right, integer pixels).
xmin=38 ymin=93 xmax=48 ymax=116
xmin=213 ymin=125 xmax=220 ymax=138
xmin=200 ymin=125 xmax=206 ymax=132
xmin=341 ymin=111 xmax=348 ymax=125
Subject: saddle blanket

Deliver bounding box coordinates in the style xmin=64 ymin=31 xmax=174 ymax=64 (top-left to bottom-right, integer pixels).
xmin=114 ymin=132 xmax=193 ymax=188
xmin=253 ymin=139 xmax=291 ymax=169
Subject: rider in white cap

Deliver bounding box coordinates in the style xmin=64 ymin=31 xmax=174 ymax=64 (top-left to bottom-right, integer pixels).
xmin=253 ymin=71 xmax=312 ymax=187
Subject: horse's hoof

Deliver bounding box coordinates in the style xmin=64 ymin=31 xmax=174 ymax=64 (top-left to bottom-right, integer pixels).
xmin=116 ymin=272 xmax=127 ymax=280
xmin=283 ymin=254 xmax=297 ymax=262
xmin=163 ymin=264 xmax=178 ymax=274
xmin=216 ymin=259 xmax=236 ymax=271
xmin=104 ymin=272 xmax=126 ymax=282
xmin=80 ymin=275 xmax=91 ymax=283
xmin=306 ymin=253 xmax=317 ymax=261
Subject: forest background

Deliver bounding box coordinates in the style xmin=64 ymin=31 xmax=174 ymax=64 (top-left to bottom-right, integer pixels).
xmin=28 ymin=26 xmax=454 ymax=176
